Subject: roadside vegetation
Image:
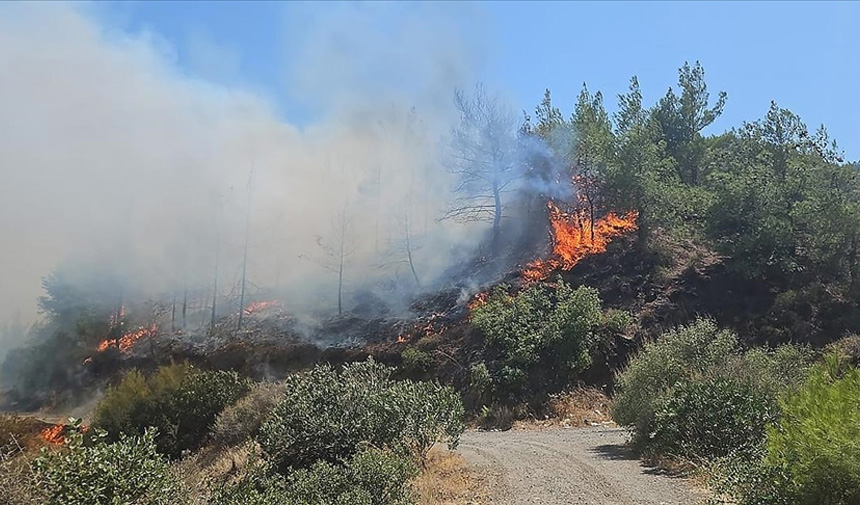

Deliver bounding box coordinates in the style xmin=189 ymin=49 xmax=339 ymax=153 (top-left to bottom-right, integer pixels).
xmin=1 ymin=359 xmax=466 ymax=505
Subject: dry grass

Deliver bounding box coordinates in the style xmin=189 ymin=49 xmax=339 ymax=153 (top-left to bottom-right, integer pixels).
xmin=515 ymin=386 xmax=614 ymax=429
xmin=0 ymin=445 xmax=46 ymax=505
xmin=412 ymin=447 xmax=490 ymax=505
xmin=173 ymin=441 xmax=260 ymax=504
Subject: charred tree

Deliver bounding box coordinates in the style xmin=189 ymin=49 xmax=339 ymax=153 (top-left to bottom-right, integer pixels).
xmin=443 ymin=83 xmax=520 ymax=256
xmin=300 ymin=203 xmax=357 ymax=316
xmin=237 ymin=171 xmax=253 ymax=331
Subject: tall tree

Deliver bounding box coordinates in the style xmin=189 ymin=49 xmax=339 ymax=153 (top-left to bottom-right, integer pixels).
xmin=444 ymin=84 xmax=520 ymax=254
xmin=571 ymin=84 xmax=614 ymax=237
xmin=653 ymin=61 xmax=727 ymax=185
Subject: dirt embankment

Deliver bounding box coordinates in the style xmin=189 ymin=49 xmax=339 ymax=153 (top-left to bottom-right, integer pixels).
xmin=458 ymin=427 xmax=705 ymax=505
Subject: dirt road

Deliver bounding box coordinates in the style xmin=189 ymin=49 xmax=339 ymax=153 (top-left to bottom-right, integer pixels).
xmin=458 ymin=427 xmax=705 ymax=505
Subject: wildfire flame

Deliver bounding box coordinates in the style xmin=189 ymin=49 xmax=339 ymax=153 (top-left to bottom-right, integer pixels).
xmin=523 ymin=201 xmax=638 ymax=282
xmin=243 ymin=300 xmax=279 ymax=315
xmin=467 ymin=291 xmax=489 ymax=312
xmin=396 ymin=335 xmax=408 ymax=344
xmin=95 ymin=323 xmax=158 ymax=353
xmin=40 ymin=424 xmax=65 ymax=445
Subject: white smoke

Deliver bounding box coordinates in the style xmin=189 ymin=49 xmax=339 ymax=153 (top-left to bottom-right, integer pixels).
xmin=0 ymin=2 xmax=497 ymax=355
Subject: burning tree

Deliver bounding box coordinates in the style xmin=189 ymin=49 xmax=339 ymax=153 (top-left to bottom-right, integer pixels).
xmin=444 ymin=84 xmax=521 ymax=255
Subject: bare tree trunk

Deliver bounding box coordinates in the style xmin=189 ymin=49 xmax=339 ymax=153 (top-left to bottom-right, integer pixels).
xmin=337 ymin=222 xmax=345 ymax=316
xmin=405 ymin=213 xmax=420 ymax=288
xmin=492 ymin=179 xmax=501 ymax=255
xmin=238 ymin=170 xmax=254 ymax=331
xmin=210 ymin=251 xmax=218 ymax=333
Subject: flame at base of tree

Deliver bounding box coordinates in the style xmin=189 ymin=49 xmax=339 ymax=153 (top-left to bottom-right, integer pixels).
xmin=522 ymin=201 xmax=638 ymax=283
xmin=95 ymin=324 xmax=158 ymax=353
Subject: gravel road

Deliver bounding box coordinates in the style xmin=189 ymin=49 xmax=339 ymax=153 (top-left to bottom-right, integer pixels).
xmin=458 ymin=427 xmax=705 ymax=505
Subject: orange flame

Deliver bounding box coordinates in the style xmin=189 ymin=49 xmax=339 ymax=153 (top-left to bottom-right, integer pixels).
xmin=523 ymin=201 xmax=638 ymax=282
xmin=40 ymin=424 xmax=65 ymax=445
xmin=467 ymin=291 xmax=489 ymax=312
xmin=396 ymin=335 xmax=408 ymax=344
xmin=95 ymin=323 xmax=157 ymax=353
xmin=243 ymin=300 xmax=279 ymax=315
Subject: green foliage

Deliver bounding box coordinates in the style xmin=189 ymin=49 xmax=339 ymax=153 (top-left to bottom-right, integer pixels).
xmin=258 ymin=359 xmax=464 ymax=471
xmin=212 ymin=381 xmax=287 ymax=447
xmin=714 ymin=361 xmax=860 ymax=505
xmin=651 ymin=377 xmax=777 ymax=460
xmin=468 ymin=362 xmax=492 ymax=395
xmin=612 ymin=318 xmax=737 ymax=435
xmin=33 ymin=424 xmax=187 ymax=505
xmin=470 ymin=281 xmax=603 ymax=399
xmin=400 ymin=347 xmax=432 ymax=374
xmin=94 ymin=363 xmax=250 ymax=458
xmin=612 ymin=319 xmax=812 ymax=456
xmin=762 ymin=363 xmax=860 ymax=504
xmin=211 ymin=447 xmax=416 ymax=505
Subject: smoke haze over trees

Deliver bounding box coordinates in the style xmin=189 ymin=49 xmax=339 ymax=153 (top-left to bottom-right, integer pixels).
xmin=0 ymin=3 xmax=497 ymax=358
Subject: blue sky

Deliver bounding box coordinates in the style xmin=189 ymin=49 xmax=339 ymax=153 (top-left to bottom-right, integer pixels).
xmin=96 ymin=1 xmax=859 ymax=159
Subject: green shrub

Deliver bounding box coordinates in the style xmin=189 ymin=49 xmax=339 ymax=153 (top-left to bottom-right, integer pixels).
xmin=32 ymin=423 xmax=188 ymax=505
xmin=470 ymin=281 xmax=603 ymax=398
xmin=612 ymin=318 xmax=737 ymax=439
xmin=650 ymin=377 xmax=777 ymax=460
xmin=94 ymin=363 xmax=251 ymax=458
xmin=612 ymin=319 xmax=812 ymax=455
xmin=761 ymin=363 xmax=860 ymax=505
xmin=258 ymin=359 xmax=463 ymax=471
xmin=210 ymin=447 xmax=416 ymax=505
xmin=212 ymin=381 xmax=287 ymax=447
xmin=400 ymin=347 xmax=433 ymax=373
xmin=469 ymin=362 xmax=492 ymax=395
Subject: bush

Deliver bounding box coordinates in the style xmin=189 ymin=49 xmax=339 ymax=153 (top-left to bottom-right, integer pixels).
xmin=762 ymin=363 xmax=860 ymax=504
xmin=650 ymin=377 xmax=777 ymax=460
xmin=470 ymin=280 xmax=603 ymax=399
xmin=714 ymin=359 xmax=860 ymax=505
xmin=258 ymin=359 xmax=464 ymax=471
xmin=94 ymin=363 xmax=251 ymax=458
xmin=32 ymin=423 xmax=188 ymax=505
xmin=212 ymin=381 xmax=287 ymax=447
xmin=612 ymin=319 xmax=812 ymax=455
xmin=612 ymin=318 xmax=737 ymax=439
xmin=211 ymin=447 xmax=416 ymax=505
xmin=400 ymin=347 xmax=433 ymax=374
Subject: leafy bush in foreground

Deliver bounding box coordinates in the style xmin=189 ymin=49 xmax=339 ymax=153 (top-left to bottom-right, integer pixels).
xmin=211 ymin=447 xmax=416 ymax=505
xmin=650 ymin=377 xmax=777 ymax=460
xmin=94 ymin=363 xmax=251 ymax=458
xmin=612 ymin=319 xmax=737 ymax=439
xmin=33 ymin=425 xmax=187 ymax=505
xmin=714 ymin=359 xmax=860 ymax=505
xmin=763 ymin=362 xmax=860 ymax=504
xmin=612 ymin=318 xmax=812 ymax=457
xmin=258 ymin=359 xmax=463 ymax=471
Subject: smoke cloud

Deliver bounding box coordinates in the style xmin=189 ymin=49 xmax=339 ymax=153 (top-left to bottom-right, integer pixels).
xmin=0 ymin=2 xmax=500 ymax=355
